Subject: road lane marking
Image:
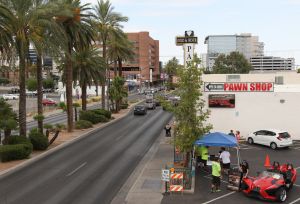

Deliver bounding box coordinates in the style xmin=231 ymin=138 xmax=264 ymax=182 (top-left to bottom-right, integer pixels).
xmin=293 ymin=184 xmax=300 ymax=187
xmin=66 ymin=162 xmax=87 ymax=177
xmin=295 ymin=166 xmax=300 ymax=170
xmin=289 ymin=197 xmax=300 ymax=204
xmin=201 ymin=191 xmax=236 ymax=204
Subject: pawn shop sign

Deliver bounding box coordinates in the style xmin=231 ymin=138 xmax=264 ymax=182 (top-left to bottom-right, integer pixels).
xmin=204 ymin=82 xmax=274 ymax=92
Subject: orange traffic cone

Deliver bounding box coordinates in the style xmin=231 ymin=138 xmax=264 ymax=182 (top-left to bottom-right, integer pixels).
xmin=264 ymin=154 xmax=271 ymax=168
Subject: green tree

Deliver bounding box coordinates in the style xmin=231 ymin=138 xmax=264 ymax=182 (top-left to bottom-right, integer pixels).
xmin=0 ymin=99 xmax=18 ymax=143
xmin=0 ymin=0 xmax=60 ymax=136
xmin=43 ymin=78 xmax=55 ymax=89
xmin=109 ymin=76 xmax=127 ymax=112
xmin=164 ymin=57 xmax=182 ymax=89
xmin=168 ymin=56 xmax=212 ymax=167
xmin=56 ymin=0 xmax=94 ymax=132
xmin=107 ymin=32 xmax=134 ymax=77
xmin=72 ymin=46 xmax=105 ymax=110
xmin=26 ymin=78 xmax=38 ymax=91
xmin=212 ymin=51 xmax=252 ymax=74
xmin=93 ymin=0 xmax=128 ymax=109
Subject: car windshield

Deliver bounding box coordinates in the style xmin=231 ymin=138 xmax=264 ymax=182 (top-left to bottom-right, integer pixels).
xmin=135 ymin=106 xmax=143 ymax=109
xmin=260 ymin=171 xmax=283 ymax=180
xmin=146 ymin=99 xmax=153 ymax=103
xmin=279 ymin=132 xmax=290 ymax=138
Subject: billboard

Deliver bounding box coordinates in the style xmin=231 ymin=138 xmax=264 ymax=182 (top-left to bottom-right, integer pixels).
xmin=208 ymin=94 xmax=235 ymax=108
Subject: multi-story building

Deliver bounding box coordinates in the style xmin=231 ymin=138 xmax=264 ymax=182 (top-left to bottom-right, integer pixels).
xmin=122 ymin=32 xmax=159 ymax=86
xmin=250 ymin=56 xmax=295 ymax=71
xmin=204 ymin=33 xmax=264 ymax=70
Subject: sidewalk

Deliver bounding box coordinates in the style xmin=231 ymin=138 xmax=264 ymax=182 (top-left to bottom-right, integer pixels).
xmin=112 ymin=132 xmax=174 ymax=204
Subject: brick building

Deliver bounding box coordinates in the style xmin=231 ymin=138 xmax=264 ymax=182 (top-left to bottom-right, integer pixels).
xmin=121 ymin=32 xmax=160 ymax=86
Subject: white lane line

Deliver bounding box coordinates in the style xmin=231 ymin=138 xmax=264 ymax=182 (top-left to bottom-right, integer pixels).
xmin=203 ymin=175 xmax=229 ymax=184
xmin=295 ymin=166 xmax=300 ymax=170
xmin=202 ymin=191 xmax=236 ymax=204
xmin=289 ymin=197 xmax=300 ymax=204
xmin=66 ymin=162 xmax=87 ymax=177
xmin=293 ymin=184 xmax=300 ymax=187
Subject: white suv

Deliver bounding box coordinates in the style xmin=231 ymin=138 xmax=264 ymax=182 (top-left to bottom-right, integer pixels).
xmin=247 ymin=129 xmax=293 ymax=150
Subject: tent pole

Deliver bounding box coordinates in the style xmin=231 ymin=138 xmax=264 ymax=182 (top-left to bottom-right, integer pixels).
xmin=236 ymin=147 xmax=241 ymax=166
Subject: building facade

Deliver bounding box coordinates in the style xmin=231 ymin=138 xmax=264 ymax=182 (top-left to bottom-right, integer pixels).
xmin=122 ymin=32 xmax=160 ymax=86
xmin=204 ymin=33 xmax=264 ymax=70
xmin=250 ymin=56 xmax=295 ymax=71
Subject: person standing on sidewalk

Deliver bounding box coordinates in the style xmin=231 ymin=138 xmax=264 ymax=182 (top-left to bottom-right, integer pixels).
xmin=211 ymin=157 xmax=221 ymax=193
xmin=219 ymin=147 xmax=231 ymax=175
xmin=200 ymin=146 xmax=209 ymax=170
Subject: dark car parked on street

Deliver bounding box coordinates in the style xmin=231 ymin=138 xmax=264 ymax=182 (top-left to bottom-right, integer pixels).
xmin=133 ymin=105 xmax=147 ymax=115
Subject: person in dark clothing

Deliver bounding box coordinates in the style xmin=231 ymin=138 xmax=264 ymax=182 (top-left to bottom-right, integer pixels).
xmin=228 ymin=130 xmax=235 ymax=136
xmin=165 ymin=123 xmax=171 ymax=137
xmin=239 ymin=160 xmax=249 ymax=190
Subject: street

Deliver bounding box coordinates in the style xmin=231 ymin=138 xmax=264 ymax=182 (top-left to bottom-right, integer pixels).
xmin=0 ymin=107 xmax=172 ymax=204
xmin=162 ymin=142 xmax=300 ymax=204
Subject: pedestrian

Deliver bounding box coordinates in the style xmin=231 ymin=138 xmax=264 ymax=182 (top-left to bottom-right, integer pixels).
xmin=239 ymin=160 xmax=249 ymax=190
xmin=219 ymin=147 xmax=231 ymax=175
xmin=201 ymin=146 xmax=209 ymax=171
xmin=235 ymin=130 xmax=241 ymax=142
xmin=228 ymin=130 xmax=235 ymax=136
xmin=211 ymin=157 xmax=221 ymax=193
xmin=164 ymin=123 xmax=171 ymax=137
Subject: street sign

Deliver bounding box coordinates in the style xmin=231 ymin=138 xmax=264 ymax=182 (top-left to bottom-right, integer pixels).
xmin=204 ymin=82 xmax=274 ymax=92
xmin=176 ymin=36 xmax=198 ymax=46
xmin=162 ymin=169 xmax=170 ymax=181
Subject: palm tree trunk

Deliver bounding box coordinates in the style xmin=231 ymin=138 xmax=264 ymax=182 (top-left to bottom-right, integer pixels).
xmin=118 ymin=57 xmax=123 ymax=77
xmin=19 ymin=43 xmax=27 ymax=137
xmin=81 ymin=82 xmax=87 ymax=111
xmin=101 ymin=43 xmax=107 ymax=109
xmin=114 ymin=60 xmax=117 ymax=76
xmin=66 ymin=44 xmax=74 ymax=132
xmin=37 ymin=55 xmax=43 ymax=134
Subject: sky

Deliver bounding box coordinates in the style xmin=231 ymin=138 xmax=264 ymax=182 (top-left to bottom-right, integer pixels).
xmin=81 ymin=0 xmax=300 ymax=67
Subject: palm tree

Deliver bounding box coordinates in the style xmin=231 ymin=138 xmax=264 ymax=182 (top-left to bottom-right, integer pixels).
xmin=93 ymin=0 xmax=128 ymax=109
xmin=107 ymin=32 xmax=134 ymax=77
xmin=0 ymin=0 xmax=62 ymax=136
xmin=73 ymin=46 xmax=105 ymax=110
xmin=54 ymin=0 xmax=94 ymax=132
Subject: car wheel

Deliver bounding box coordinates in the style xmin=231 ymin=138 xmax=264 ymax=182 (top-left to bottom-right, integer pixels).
xmin=270 ymin=142 xmax=277 ymax=150
xmin=276 ymin=187 xmax=287 ymax=202
xmin=247 ymin=138 xmax=254 ymax=145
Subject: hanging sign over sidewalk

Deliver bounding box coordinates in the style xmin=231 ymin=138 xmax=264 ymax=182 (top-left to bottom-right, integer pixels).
xmin=204 ymin=82 xmax=274 ymax=92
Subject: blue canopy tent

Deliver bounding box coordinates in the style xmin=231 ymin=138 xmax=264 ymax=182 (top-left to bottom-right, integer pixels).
xmin=194 ymin=132 xmax=240 ymax=164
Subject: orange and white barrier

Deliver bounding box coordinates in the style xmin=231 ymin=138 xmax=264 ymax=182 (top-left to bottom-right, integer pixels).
xmin=169 ymin=185 xmax=183 ymax=192
xmin=171 ymin=173 xmax=183 ymax=179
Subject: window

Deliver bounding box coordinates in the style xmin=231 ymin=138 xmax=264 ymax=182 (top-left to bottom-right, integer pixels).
xmin=275 ymin=76 xmax=284 ymax=85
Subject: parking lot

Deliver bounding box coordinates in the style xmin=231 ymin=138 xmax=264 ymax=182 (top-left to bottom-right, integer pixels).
xmin=162 ymin=141 xmax=300 ymax=204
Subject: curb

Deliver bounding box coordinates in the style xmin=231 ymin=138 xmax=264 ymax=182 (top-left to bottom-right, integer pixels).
xmin=0 ymin=103 xmax=139 ymax=177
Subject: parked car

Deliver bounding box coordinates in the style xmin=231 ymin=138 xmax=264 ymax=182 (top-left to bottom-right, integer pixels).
xmin=8 ymin=88 xmax=20 ymax=94
xmin=26 ymin=90 xmax=37 ymax=96
xmin=2 ymin=94 xmax=19 ymax=100
xmin=42 ymin=98 xmax=57 ymax=106
xmin=133 ymin=105 xmax=147 ymax=115
xmin=154 ymin=99 xmax=160 ymax=106
xmin=247 ymin=129 xmax=293 ymax=149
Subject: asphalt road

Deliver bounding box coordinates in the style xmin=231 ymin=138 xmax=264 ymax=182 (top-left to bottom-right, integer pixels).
xmin=162 ymin=142 xmax=300 ymax=204
xmin=26 ymin=92 xmax=143 ymax=130
xmin=0 ymin=107 xmax=172 ymax=204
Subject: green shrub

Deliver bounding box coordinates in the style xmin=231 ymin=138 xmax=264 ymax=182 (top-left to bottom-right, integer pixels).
xmin=7 ymin=136 xmax=31 ymax=145
xmin=0 ymin=143 xmax=33 ymax=162
xmin=79 ymin=110 xmax=109 ymax=124
xmin=120 ymin=103 xmax=129 ymax=109
xmin=75 ymin=120 xmax=93 ymax=129
xmin=58 ymin=102 xmax=66 ymax=111
xmin=28 ymin=129 xmax=49 ymax=150
xmin=0 ymin=77 xmax=10 ymax=85
xmin=91 ymin=109 xmax=111 ymax=119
